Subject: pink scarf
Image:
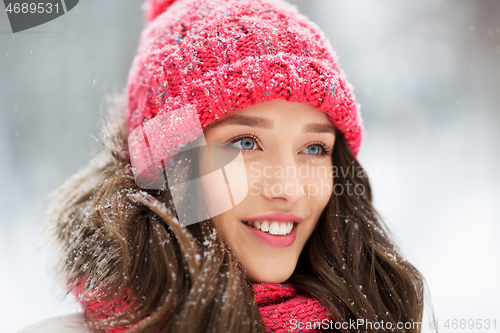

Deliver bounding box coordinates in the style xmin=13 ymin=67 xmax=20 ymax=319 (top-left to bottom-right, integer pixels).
xmin=78 ymin=283 xmax=334 ymax=332
xmin=254 ymin=284 xmax=335 ymax=332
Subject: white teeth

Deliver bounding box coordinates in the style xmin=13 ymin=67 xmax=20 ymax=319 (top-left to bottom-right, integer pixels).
xmin=260 ymin=220 xmax=270 ymax=232
xmin=269 ymin=221 xmax=280 ymax=235
xmin=278 ymin=223 xmax=287 ymax=235
xmin=243 ymin=220 xmax=294 ymax=236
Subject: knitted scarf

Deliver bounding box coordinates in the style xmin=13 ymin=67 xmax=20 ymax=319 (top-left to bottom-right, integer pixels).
xmin=77 ymin=283 xmax=334 ymax=332
xmin=254 ymin=284 xmax=335 ymax=333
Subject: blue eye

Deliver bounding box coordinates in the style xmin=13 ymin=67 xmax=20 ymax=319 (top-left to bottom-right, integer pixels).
xmin=232 ymin=138 xmax=256 ymax=150
xmin=301 ymin=144 xmax=322 ymax=155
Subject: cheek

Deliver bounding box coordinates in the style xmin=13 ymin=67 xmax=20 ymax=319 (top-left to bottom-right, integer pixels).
xmin=198 ymin=149 xmax=234 ymax=218
xmin=304 ymin=164 xmax=333 ymax=211
xmin=319 ymin=176 xmax=333 ymax=208
xmin=295 ymin=165 xmax=332 ymax=245
xmin=210 ymin=211 xmax=242 ymax=259
xmin=211 ymin=214 xmax=229 ymax=239
xmin=198 ymin=145 xmax=249 ymax=218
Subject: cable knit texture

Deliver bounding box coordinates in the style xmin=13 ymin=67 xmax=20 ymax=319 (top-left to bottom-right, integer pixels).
xmin=77 ymin=283 xmax=334 ymax=332
xmin=254 ymin=284 xmax=335 ymax=332
xmin=127 ymin=0 xmax=363 ymax=184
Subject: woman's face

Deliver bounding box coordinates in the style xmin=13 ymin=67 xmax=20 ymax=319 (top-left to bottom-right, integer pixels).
xmin=201 ymin=99 xmax=335 ymax=283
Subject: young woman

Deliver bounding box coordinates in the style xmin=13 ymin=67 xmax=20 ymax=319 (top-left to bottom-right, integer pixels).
xmin=22 ymin=0 xmax=428 ymax=332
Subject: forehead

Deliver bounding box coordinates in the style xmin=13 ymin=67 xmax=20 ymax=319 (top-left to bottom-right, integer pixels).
xmin=206 ymin=100 xmax=334 ymax=132
xmin=235 ymin=99 xmax=330 ymax=119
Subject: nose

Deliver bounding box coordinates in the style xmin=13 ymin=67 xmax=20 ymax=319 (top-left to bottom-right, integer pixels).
xmin=255 ymin=153 xmax=305 ymax=205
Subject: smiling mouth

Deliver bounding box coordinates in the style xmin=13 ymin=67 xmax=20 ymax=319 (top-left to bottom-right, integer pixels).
xmin=241 ymin=220 xmax=294 ymax=236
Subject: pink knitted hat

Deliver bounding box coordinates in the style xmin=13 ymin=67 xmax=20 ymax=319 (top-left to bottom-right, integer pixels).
xmin=126 ymin=0 xmax=362 ymax=168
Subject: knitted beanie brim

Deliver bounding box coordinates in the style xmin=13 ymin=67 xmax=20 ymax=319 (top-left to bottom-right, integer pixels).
xmin=128 ymin=53 xmax=361 ymax=163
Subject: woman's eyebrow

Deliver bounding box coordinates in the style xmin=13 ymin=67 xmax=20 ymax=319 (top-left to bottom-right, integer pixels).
xmin=302 ymin=123 xmax=336 ymax=134
xmin=208 ymin=115 xmax=273 ymax=129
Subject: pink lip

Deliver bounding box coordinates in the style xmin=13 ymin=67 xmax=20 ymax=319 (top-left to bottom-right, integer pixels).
xmin=242 ymin=222 xmax=297 ymax=248
xmin=243 ymin=212 xmax=303 ymax=223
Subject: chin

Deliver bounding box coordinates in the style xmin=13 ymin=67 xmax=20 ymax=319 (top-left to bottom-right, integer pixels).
xmin=246 ymin=259 xmax=296 ymax=284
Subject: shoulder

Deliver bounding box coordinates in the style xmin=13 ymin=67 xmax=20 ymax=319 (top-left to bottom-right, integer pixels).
xmin=17 ymin=313 xmax=92 ymax=333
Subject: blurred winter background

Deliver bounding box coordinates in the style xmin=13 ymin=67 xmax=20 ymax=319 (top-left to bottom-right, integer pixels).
xmin=1 ymin=0 xmax=499 ymax=332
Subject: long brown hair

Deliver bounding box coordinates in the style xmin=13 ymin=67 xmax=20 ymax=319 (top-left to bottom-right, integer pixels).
xmin=44 ymin=93 xmax=427 ymax=332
